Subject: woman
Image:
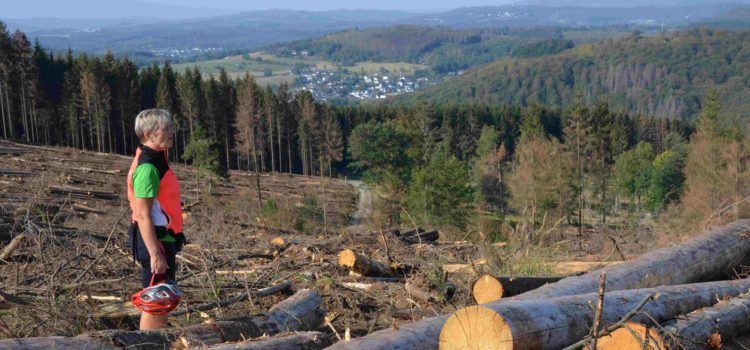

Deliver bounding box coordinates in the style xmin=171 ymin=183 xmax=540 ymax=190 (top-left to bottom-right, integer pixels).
xmin=126 ymin=109 xmax=185 ymax=330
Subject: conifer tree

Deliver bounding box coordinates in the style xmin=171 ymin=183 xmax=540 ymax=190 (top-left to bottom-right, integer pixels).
xmin=183 ymin=126 xmax=221 ymax=194
xmin=563 ymin=98 xmax=589 ymax=233
xmin=0 ymin=22 xmax=11 ymax=139
xmin=234 ymin=73 xmax=259 ymax=171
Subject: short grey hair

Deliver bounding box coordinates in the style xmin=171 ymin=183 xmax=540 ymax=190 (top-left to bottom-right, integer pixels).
xmin=134 ymin=109 xmax=172 ymax=142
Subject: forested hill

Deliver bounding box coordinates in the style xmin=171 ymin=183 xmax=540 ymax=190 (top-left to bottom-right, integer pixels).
xmin=264 ymin=25 xmax=576 ymax=73
xmin=395 ymin=29 xmax=750 ymax=120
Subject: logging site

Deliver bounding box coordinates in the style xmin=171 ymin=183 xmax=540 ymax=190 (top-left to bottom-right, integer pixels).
xmin=2 ymin=136 xmax=750 ymax=350
xmin=7 ymin=1 xmax=750 ymax=348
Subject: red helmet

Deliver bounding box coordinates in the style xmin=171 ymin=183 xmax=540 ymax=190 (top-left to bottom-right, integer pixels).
xmin=131 ymin=282 xmax=181 ymax=315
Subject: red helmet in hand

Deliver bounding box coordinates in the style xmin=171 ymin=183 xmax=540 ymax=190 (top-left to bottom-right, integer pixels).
xmin=132 ymin=282 xmax=181 ymax=315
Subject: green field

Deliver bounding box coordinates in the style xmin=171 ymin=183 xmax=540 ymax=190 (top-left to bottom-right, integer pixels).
xmin=172 ymin=51 xmax=428 ymax=85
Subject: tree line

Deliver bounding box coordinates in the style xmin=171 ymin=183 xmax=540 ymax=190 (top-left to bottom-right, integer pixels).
xmin=0 ymin=21 xmax=344 ymax=177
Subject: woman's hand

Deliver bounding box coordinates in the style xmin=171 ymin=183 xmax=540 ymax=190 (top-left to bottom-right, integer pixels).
xmin=150 ymin=250 xmax=168 ymax=274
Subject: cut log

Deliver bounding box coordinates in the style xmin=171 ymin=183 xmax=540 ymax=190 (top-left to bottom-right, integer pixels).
xmin=175 ymin=289 xmax=324 ymax=349
xmin=0 ymin=168 xmax=33 ymax=177
xmin=524 ymin=220 xmax=750 ymax=300
xmin=49 ymin=186 xmax=119 ymax=200
xmin=551 ymin=261 xmax=622 ymax=275
xmin=338 ymin=249 xmax=395 ymax=277
xmin=0 ymin=148 xmax=28 ymax=155
xmin=76 ymin=295 xmax=123 ymax=302
xmin=0 ymin=336 xmax=118 ymax=350
xmin=271 ymin=236 xmax=288 ymax=251
xmin=319 ymin=220 xmax=750 ymax=350
xmin=442 ymin=258 xmax=486 ymax=275
xmin=598 ymin=295 xmax=750 ymax=350
xmin=94 ymin=301 xmax=141 ymax=321
xmin=86 ymin=329 xmax=180 ymax=349
xmin=398 ymin=227 xmax=425 ymax=237
xmin=471 ymin=275 xmax=568 ymax=304
xmin=71 ymin=203 xmax=106 ymax=214
xmin=339 ymin=282 xmax=375 ymax=292
xmin=440 ymin=279 xmax=750 ymax=350
xmin=207 ymin=331 xmax=329 ymax=350
xmin=0 ymin=234 xmax=26 ymax=260
xmin=405 ymin=283 xmax=434 ymax=303
xmin=0 ymin=290 xmax=29 ymax=309
xmin=401 ymin=230 xmax=439 ymax=244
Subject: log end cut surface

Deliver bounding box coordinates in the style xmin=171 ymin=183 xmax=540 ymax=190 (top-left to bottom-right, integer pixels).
xmin=439 ymin=305 xmax=512 ymax=350
xmin=338 ymin=249 xmax=357 ymax=269
xmin=596 ymin=322 xmax=666 ymax=350
xmin=472 ymin=275 xmax=504 ymax=304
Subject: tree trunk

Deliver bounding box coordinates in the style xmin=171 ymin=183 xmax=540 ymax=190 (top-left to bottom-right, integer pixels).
xmin=400 ymin=230 xmax=439 ymax=244
xmin=523 ymin=220 xmax=750 ymax=299
xmin=207 ymin=331 xmax=328 ymax=350
xmin=277 ymin=113 xmax=283 ymax=173
xmin=120 ymin=107 xmax=127 ymax=153
xmin=287 ymin=128 xmax=292 ymax=174
xmin=269 ymin=113 xmax=275 ymax=172
xmin=175 ymin=289 xmax=324 ymax=349
xmin=338 ymin=249 xmax=395 ymax=277
xmin=440 ymin=279 xmax=750 ymax=350
xmin=598 ymin=295 xmax=750 ymax=350
xmin=4 ymin=82 xmax=12 ymax=139
xmin=0 ymin=81 xmax=6 ymax=139
xmin=0 ymin=336 xmax=118 ymax=350
xmin=20 ymin=76 xmax=29 ymax=142
xmin=326 ymin=220 xmax=750 ymax=350
xmin=472 ymin=275 xmax=568 ymax=304
xmin=0 ymin=234 xmax=27 ymax=260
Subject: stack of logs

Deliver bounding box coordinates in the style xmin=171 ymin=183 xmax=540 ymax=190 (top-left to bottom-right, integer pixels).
xmin=325 ymin=220 xmax=750 ymax=350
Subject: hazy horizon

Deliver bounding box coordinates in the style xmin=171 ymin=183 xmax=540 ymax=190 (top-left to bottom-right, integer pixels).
xmin=5 ymin=0 xmax=747 ymax=19
xmin=2 ymin=0 xmax=506 ymax=19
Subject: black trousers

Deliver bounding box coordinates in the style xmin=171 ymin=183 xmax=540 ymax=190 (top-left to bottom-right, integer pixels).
xmin=128 ymin=223 xmax=177 ymax=288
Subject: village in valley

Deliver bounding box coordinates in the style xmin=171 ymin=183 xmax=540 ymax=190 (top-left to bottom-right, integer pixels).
xmin=296 ymin=66 xmax=443 ymax=101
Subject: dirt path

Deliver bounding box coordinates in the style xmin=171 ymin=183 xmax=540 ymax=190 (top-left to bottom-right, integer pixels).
xmin=346 ymin=180 xmax=373 ymax=233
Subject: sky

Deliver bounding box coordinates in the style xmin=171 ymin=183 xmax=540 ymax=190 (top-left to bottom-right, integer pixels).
xmin=2 ymin=0 xmax=515 ymax=19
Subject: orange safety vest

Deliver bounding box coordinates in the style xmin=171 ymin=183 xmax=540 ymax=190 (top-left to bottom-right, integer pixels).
xmin=126 ymin=145 xmax=183 ymax=235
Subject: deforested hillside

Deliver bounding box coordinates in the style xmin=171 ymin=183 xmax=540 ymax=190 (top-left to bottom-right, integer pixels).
xmin=396 ymin=28 xmax=750 ymax=120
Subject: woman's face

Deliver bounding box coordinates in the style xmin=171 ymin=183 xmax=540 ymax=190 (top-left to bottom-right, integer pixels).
xmin=145 ymin=124 xmax=174 ymax=150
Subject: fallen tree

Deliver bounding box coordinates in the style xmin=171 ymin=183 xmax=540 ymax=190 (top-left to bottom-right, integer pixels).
xmin=440 ymin=279 xmax=750 ymax=350
xmin=325 ymin=220 xmax=750 ymax=350
xmin=472 ymin=275 xmax=568 ymax=304
xmin=598 ymin=294 xmax=750 ymax=350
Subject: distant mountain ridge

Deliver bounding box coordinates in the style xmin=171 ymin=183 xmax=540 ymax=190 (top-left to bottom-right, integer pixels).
xmin=9 ymin=3 xmax=750 ymax=63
